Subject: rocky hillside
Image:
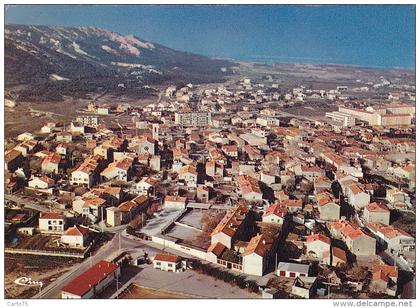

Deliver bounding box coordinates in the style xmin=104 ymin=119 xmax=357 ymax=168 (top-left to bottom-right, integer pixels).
xmin=5 ymin=24 xmax=234 ymax=101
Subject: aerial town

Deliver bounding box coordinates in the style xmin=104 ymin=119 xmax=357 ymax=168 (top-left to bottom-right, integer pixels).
xmin=4 ymin=72 xmax=416 ymax=299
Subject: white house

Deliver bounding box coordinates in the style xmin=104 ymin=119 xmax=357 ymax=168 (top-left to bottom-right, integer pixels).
xmin=134 ymin=177 xmax=159 ymax=196
xmin=262 ymin=204 xmax=287 ymax=225
xmin=101 ymin=158 xmax=132 ymax=182
xmin=363 ymin=202 xmax=390 ymax=225
xmin=260 ymin=171 xmax=276 ymax=186
xmin=317 ymin=192 xmax=340 ymax=221
xmin=56 ymin=143 xmax=68 ymax=156
xmin=242 ymin=234 xmax=273 ymax=276
xmin=368 ymin=223 xmax=414 ymax=253
xmin=347 ymin=183 xmax=370 ymax=209
xmin=152 ymin=253 xmax=181 ymax=272
xmin=28 ymin=176 xmax=55 ymax=189
xmin=61 ymin=225 xmax=90 ymax=248
xmin=277 ymin=262 xmax=310 ymax=278
xmin=41 ymin=153 xmax=61 ymax=174
xmin=56 ymin=132 xmax=73 ymax=143
xmin=164 ymin=196 xmax=187 ymax=210
xmin=305 ymin=233 xmax=331 ymax=263
xmin=178 ymin=165 xmax=198 ymax=188
xmin=39 ymin=212 xmax=66 ymax=233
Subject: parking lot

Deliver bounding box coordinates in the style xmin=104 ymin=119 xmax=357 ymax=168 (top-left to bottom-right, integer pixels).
xmin=132 ymin=264 xmax=259 ymax=298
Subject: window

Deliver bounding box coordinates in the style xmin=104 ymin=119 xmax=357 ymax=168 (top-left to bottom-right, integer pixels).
xmin=156 ymin=262 xmax=161 ymax=266
xmin=168 ymin=263 xmax=173 ymax=267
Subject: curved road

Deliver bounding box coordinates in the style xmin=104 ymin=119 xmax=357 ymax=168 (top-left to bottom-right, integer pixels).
xmin=33 ymin=230 xmax=147 ymax=299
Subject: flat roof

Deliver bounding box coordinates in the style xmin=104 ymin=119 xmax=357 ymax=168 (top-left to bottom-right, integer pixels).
xmin=277 ymin=262 xmax=310 ymax=274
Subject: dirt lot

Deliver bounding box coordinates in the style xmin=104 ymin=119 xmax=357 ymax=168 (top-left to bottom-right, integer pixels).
xmin=5 ymin=94 xmax=156 ymax=138
xmin=7 ymin=233 xmax=87 ymax=254
xmin=5 ymin=254 xmax=80 ymax=299
xmin=119 ymin=284 xmax=193 ymax=299
xmin=284 ymin=101 xmax=338 ymax=119
xmin=5 ymin=98 xmax=89 ymax=138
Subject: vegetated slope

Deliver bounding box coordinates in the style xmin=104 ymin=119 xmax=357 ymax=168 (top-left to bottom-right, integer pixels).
xmin=5 ymin=24 xmax=234 ymax=101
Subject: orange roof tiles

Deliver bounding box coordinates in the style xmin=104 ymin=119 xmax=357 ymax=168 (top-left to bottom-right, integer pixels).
xmin=372 ymin=264 xmax=398 ymax=281
xmin=63 ymin=225 xmax=90 ymax=237
xmin=42 ymin=152 xmax=61 ymax=165
xmin=242 ymin=234 xmax=273 ymax=257
xmin=165 ymin=195 xmax=187 ymax=203
xmin=366 ymin=202 xmax=389 ymax=213
xmin=154 ymin=253 xmax=180 ymax=263
xmin=211 ymin=204 xmax=249 ymax=238
xmin=263 ymin=203 xmax=287 ymax=218
xmin=207 ymin=242 xmax=226 ymax=257
xmin=306 ymin=233 xmax=331 ymax=245
xmin=40 ymin=212 xmax=64 ymax=220
xmin=332 ymin=246 xmax=347 ymax=262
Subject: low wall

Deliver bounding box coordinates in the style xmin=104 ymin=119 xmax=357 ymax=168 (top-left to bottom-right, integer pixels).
xmin=160 ymin=209 xmax=189 ymax=234
xmin=151 ymin=236 xmax=207 ymax=260
xmin=5 ymin=248 xmax=85 ymax=259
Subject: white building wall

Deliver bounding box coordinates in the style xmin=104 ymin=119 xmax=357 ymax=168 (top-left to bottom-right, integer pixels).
xmin=243 ymin=253 xmax=264 ymax=276
xmin=211 ymin=232 xmax=232 ymax=249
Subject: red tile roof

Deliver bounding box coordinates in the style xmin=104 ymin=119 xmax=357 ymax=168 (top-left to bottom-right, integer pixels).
xmin=366 ymin=202 xmax=389 ymax=213
xmin=332 ymin=246 xmax=347 ymax=262
xmin=40 ymin=212 xmax=64 ymax=220
xmin=372 ymin=264 xmax=398 ymax=281
xmin=207 ymin=242 xmax=226 ymax=257
xmin=63 ymin=225 xmax=90 ymax=236
xmin=306 ymin=233 xmax=331 ymax=245
xmin=154 ymin=253 xmax=180 ymax=263
xmin=61 ymin=260 xmax=118 ymax=297
xmin=263 ymin=203 xmax=287 ymax=218
xmin=242 ymin=234 xmax=273 ymax=257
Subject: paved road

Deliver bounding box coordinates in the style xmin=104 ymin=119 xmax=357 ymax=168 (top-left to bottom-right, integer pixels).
xmin=34 ymin=230 xmax=146 ymax=299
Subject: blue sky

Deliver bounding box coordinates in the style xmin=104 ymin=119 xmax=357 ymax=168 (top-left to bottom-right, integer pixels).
xmin=5 ymin=5 xmax=416 ymax=68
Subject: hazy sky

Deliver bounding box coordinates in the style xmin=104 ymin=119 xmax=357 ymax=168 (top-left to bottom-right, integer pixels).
xmin=5 ymin=5 xmax=416 ymax=68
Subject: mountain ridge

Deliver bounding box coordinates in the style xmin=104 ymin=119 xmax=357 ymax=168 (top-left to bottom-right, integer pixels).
xmin=5 ymin=24 xmax=235 ymax=101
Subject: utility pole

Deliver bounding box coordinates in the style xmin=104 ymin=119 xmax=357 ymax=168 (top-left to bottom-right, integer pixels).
xmin=101 ymin=208 xmax=104 ymax=233
xmin=116 ymin=273 xmax=119 ymax=298
xmin=275 ymin=253 xmax=278 ymax=272
xmin=89 ymin=252 xmax=92 ymax=268
xmin=118 ymin=232 xmax=121 ymax=253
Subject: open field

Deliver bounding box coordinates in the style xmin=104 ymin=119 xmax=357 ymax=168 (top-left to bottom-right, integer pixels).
xmin=5 ymin=94 xmax=157 ymax=138
xmin=5 ymin=254 xmax=80 ymax=299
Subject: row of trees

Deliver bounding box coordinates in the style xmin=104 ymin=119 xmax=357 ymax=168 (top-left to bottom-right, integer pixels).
xmin=190 ymin=260 xmax=259 ymax=293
